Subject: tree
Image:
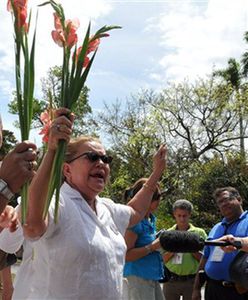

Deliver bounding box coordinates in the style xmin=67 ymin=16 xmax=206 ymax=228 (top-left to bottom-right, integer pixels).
xmin=96 ymin=90 xmax=169 ymax=205
xmin=0 ymin=130 xmax=18 ymax=160
xmin=241 ymin=31 xmax=248 ymax=77
xmin=97 ymin=91 xmax=164 ymax=178
xmin=213 ymin=58 xmax=248 ymax=158
xmin=96 ymin=79 xmax=248 ymax=229
xmin=150 ymin=76 xmax=247 ymax=161
xmin=8 ymin=96 xmax=47 ymax=130
xmin=182 ymin=152 xmax=248 ymax=231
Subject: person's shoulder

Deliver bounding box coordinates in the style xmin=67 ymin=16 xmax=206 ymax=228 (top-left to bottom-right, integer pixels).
xmin=98 ymin=196 xmax=114 ymax=205
xmin=242 ymin=211 xmax=248 ymax=219
xmin=209 ymin=221 xmax=222 ymax=231
xmin=167 ymin=224 xmax=177 ymax=231
xmin=190 ymin=223 xmax=205 ymax=231
xmin=98 ymin=197 xmax=130 ymax=212
xmin=127 ymin=219 xmax=143 ymax=233
xmin=207 ymin=221 xmax=223 ymax=238
xmin=97 ymin=197 xmax=114 ymax=211
xmin=190 ymin=224 xmax=208 ymax=237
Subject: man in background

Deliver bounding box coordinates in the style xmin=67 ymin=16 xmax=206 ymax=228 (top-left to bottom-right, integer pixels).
xmin=163 ymin=199 xmax=207 ymax=300
xmin=192 ymin=187 xmax=248 ymax=300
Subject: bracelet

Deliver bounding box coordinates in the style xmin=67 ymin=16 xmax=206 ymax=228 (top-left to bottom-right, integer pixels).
xmin=145 ymin=244 xmax=152 ymax=254
xmin=143 ymin=183 xmax=156 ymax=193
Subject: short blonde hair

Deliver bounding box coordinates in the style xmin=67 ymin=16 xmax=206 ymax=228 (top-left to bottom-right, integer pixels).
xmin=65 ymin=135 xmax=101 ymax=163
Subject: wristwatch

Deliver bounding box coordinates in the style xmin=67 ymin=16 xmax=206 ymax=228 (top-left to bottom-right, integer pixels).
xmin=0 ymin=179 xmax=14 ymax=202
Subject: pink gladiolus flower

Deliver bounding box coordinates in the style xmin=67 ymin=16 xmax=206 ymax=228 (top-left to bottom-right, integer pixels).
xmin=51 ymin=30 xmax=65 ymax=47
xmin=39 ymin=110 xmax=53 ymax=143
xmin=87 ymin=37 xmax=101 ymax=54
xmin=52 ymin=13 xmax=79 ymax=48
xmin=75 ymin=37 xmax=102 ymax=68
xmin=7 ymin=0 xmax=28 ymax=29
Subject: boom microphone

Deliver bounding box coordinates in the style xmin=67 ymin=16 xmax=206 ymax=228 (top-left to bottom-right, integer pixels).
xmin=159 ymin=230 xmax=242 ymax=253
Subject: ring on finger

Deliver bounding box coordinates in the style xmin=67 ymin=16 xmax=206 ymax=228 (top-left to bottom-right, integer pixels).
xmin=58 ymin=124 xmax=68 ymax=131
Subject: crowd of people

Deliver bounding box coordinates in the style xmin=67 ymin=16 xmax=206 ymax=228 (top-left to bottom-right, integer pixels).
xmin=0 ymin=109 xmax=247 ymax=299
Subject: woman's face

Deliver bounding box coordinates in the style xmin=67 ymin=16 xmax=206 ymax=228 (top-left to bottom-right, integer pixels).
xmin=149 ymin=199 xmax=160 ymax=213
xmin=63 ymin=141 xmax=111 ymax=200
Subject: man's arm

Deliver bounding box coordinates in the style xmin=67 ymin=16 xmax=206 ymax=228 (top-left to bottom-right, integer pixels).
xmin=0 ymin=141 xmax=37 ymax=214
xmin=217 ymin=234 xmax=248 ymax=252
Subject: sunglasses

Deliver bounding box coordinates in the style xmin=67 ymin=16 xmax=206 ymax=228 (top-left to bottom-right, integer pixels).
xmin=68 ymin=151 xmax=113 ymax=164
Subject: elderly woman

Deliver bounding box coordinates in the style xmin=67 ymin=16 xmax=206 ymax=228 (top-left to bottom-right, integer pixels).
xmin=23 ymin=108 xmax=167 ymax=299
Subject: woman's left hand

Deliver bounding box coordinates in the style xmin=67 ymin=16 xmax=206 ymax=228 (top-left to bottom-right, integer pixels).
xmin=48 ymin=108 xmax=74 ymax=151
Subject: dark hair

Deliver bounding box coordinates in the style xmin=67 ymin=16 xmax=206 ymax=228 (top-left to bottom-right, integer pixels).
xmin=123 ymin=178 xmax=161 ymax=202
xmin=213 ymin=186 xmax=242 ymax=202
xmin=172 ymin=199 xmax=193 ymax=213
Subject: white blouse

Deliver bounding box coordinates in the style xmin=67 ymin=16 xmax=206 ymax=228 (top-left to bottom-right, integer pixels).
xmin=27 ymin=182 xmax=132 ymax=300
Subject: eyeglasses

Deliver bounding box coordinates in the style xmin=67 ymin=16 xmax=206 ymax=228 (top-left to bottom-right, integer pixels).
xmin=68 ymin=151 xmax=113 ymax=164
xmin=216 ymin=196 xmax=236 ymax=206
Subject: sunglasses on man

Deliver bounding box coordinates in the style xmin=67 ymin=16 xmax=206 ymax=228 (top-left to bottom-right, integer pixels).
xmin=68 ymin=151 xmax=113 ymax=164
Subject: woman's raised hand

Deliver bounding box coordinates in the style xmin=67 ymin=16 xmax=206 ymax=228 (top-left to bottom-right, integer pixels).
xmin=48 ymin=108 xmax=74 ymax=151
xmin=152 ymin=144 xmax=167 ymax=180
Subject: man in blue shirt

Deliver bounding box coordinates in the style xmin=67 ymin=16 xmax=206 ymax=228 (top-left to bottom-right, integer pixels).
xmin=192 ymin=186 xmax=248 ymax=300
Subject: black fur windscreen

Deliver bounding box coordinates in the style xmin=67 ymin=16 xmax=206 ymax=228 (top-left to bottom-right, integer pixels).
xmin=159 ymin=230 xmax=205 ymax=252
xmin=159 ymin=230 xmax=243 ymax=252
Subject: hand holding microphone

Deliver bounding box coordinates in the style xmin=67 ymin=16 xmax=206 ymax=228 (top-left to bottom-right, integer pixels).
xmin=159 ymin=230 xmax=243 ymax=252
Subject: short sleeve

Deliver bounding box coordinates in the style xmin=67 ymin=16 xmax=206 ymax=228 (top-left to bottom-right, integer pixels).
xmin=101 ymin=199 xmax=132 ymax=236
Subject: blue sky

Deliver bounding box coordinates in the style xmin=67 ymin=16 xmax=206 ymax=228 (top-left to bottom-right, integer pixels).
xmin=0 ymin=0 xmax=247 ymax=145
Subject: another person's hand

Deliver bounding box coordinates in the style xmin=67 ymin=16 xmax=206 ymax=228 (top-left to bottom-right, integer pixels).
xmin=152 ymin=144 xmax=167 ymax=179
xmin=0 ymin=141 xmax=37 ymax=194
xmin=217 ymin=234 xmax=242 ymax=252
xmin=48 ymin=108 xmax=74 ymax=151
xmin=150 ymin=237 xmax=161 ymax=251
xmin=0 ymin=205 xmax=18 ymax=232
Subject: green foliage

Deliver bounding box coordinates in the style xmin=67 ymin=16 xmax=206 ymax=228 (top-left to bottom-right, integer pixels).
xmin=97 ymin=71 xmax=248 ymax=231
xmin=156 ymin=200 xmax=174 ymax=231
xmin=178 ymin=153 xmax=248 ymax=232
xmin=8 ymin=95 xmax=47 ymax=129
xmin=0 ymin=130 xmax=18 ymax=160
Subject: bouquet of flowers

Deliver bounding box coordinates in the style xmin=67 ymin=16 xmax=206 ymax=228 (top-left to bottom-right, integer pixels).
xmin=7 ymin=0 xmax=37 ymax=223
xmin=39 ymin=0 xmax=121 ymax=221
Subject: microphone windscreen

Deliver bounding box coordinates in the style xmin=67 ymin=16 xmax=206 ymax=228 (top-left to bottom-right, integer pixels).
xmin=159 ymin=230 xmax=205 ymax=252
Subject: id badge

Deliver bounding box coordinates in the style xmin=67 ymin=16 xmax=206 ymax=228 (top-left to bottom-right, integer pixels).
xmin=210 ymin=247 xmax=225 ymax=262
xmin=172 ymin=253 xmax=183 ymax=264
